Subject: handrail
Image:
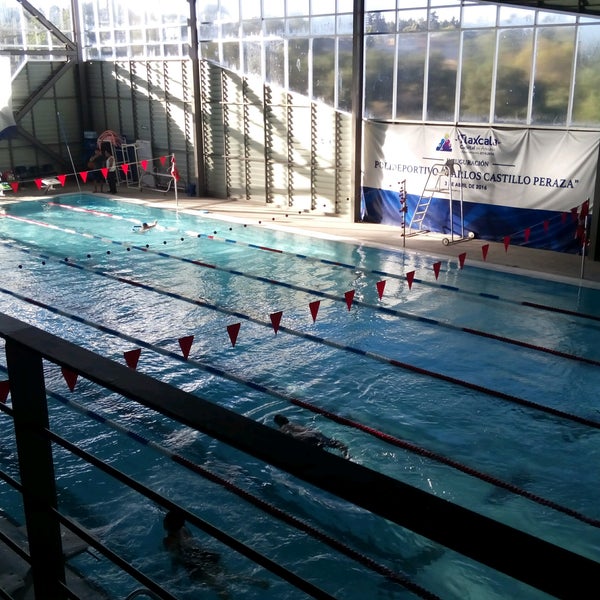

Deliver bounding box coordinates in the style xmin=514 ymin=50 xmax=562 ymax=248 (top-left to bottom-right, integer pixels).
xmin=1 ymin=312 xmax=599 ymax=599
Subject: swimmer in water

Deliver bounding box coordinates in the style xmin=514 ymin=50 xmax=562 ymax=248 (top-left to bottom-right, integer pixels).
xmin=273 ymin=414 xmax=350 ymax=458
xmin=132 ymin=220 xmax=157 ymax=231
xmin=163 ymin=510 xmax=229 ymax=597
xmin=162 ymin=510 xmax=269 ymax=597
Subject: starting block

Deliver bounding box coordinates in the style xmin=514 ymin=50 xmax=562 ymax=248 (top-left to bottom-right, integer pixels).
xmin=0 ymin=182 xmax=12 ymax=196
xmin=41 ymin=177 xmax=61 ymax=193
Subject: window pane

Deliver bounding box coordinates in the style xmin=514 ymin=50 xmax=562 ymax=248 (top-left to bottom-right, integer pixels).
xmin=494 ymin=28 xmax=533 ymax=123
xmin=222 ymin=41 xmax=240 ymax=71
xmin=201 ymin=41 xmax=220 ymax=62
xmin=289 ymin=38 xmax=309 ymax=95
xmin=398 ymin=9 xmax=427 ymax=33
xmin=461 ymin=4 xmax=497 ymax=28
xmin=287 ymin=0 xmax=310 ymax=17
xmin=311 ymin=0 xmax=336 ymax=16
xmin=531 ymin=26 xmax=575 ymax=125
xmin=311 ymin=16 xmax=335 ymax=35
xmin=265 ymin=19 xmax=285 ymax=36
xmin=364 ymin=34 xmax=395 ymax=119
xmin=572 ymin=24 xmax=600 ymax=126
xmin=396 ymin=32 xmax=426 ymax=120
xmin=459 ymin=29 xmax=495 ymax=122
xmin=313 ymin=37 xmax=335 ymax=104
xmin=426 ymin=30 xmax=459 ymax=121
xmin=337 ymin=37 xmax=353 ymax=112
xmin=498 ymin=6 xmax=535 ymax=26
xmin=241 ymin=0 xmax=261 ymax=19
xmin=429 ymin=7 xmax=461 ymax=31
xmin=365 ymin=11 xmax=396 ymax=34
xmin=265 ymin=40 xmax=285 ymax=88
xmin=243 ymin=41 xmax=262 ymax=78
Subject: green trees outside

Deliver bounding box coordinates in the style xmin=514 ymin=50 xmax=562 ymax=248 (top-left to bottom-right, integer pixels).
xmin=364 ymin=15 xmax=600 ymax=127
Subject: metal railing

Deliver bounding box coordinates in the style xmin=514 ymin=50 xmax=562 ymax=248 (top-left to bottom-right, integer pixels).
xmin=0 ymin=312 xmax=598 ymax=599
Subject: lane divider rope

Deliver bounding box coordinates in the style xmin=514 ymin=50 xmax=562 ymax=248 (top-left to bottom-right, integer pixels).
xmin=2 ymin=240 xmax=599 ymax=432
xmin=38 ymin=202 xmax=600 ymax=322
xmin=0 ymin=281 xmax=598 ymax=529
xmin=3 ymin=214 xmax=599 ymax=370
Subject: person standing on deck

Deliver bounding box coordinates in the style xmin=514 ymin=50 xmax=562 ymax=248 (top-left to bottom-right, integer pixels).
xmin=104 ymin=147 xmax=117 ymax=194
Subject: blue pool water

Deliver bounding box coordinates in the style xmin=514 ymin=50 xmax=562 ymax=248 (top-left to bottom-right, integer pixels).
xmin=1 ymin=194 xmax=600 ymax=599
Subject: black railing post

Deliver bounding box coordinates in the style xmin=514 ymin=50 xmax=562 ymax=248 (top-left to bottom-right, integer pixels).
xmin=5 ymin=339 xmax=66 ymax=599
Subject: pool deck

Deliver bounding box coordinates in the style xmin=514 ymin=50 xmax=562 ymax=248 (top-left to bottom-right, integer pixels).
xmin=3 ymin=182 xmax=600 ymax=287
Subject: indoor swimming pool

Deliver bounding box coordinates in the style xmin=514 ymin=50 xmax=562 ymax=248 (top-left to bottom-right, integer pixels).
xmin=1 ymin=193 xmax=600 ymax=599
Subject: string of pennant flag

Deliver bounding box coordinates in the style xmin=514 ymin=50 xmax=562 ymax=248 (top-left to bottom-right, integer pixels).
xmin=2 ymin=154 xmax=180 ymax=194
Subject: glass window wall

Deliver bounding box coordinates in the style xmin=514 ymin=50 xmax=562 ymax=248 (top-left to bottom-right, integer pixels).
xmin=2 ymin=0 xmax=599 ymax=127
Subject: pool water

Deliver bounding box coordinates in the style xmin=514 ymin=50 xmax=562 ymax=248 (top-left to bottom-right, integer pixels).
xmin=1 ymin=194 xmax=600 ymax=599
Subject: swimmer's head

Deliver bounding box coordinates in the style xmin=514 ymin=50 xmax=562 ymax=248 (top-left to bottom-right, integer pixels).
xmin=274 ymin=414 xmax=289 ymax=427
xmin=164 ymin=510 xmax=186 ymax=533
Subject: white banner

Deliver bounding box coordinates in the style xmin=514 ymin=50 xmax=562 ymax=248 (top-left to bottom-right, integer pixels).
xmin=363 ymin=123 xmax=598 ymax=212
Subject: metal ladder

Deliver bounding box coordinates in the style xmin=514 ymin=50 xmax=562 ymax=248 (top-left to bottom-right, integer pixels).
xmin=408 ymin=160 xmax=455 ymax=235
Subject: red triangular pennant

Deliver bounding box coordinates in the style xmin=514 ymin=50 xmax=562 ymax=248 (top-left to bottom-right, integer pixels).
xmin=344 ymin=290 xmax=355 ymax=311
xmin=406 ymin=271 xmax=415 ymax=289
xmin=0 ymin=380 xmax=10 ymax=403
xmin=160 ymin=155 xmax=167 ymax=166
xmin=309 ymin=300 xmax=320 ymax=323
xmin=458 ymin=252 xmax=466 ymax=269
xmin=140 ymin=159 xmax=148 ymax=171
xmin=376 ymin=280 xmax=386 ymax=299
xmin=124 ymin=348 xmax=142 ymax=369
xmin=101 ymin=167 xmax=108 ymax=179
xmin=503 ymin=236 xmax=511 ymax=252
xmin=270 ymin=311 xmax=283 ymax=334
xmin=227 ymin=323 xmax=241 ymax=347
xmin=121 ymin=163 xmax=129 ymax=175
xmin=482 ymin=244 xmax=489 ymax=261
xmin=57 ymin=174 xmax=67 ymax=186
xmin=79 ymin=171 xmax=89 ymax=183
xmin=178 ymin=335 xmax=194 ymax=359
xmin=61 ymin=367 xmax=78 ymax=392
xmin=35 ymin=178 xmax=43 ymax=190
xmin=10 ymin=182 xmax=18 ymax=193
xmin=432 ymin=262 xmax=441 ymax=280
xmin=524 ymin=227 xmax=531 ymax=242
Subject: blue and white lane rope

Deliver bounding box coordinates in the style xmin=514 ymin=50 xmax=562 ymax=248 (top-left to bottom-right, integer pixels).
xmin=23 ymin=205 xmax=600 ymax=324
xmin=2 ymin=238 xmax=600 ymax=430
xmin=2 ymin=216 xmax=599 ymax=370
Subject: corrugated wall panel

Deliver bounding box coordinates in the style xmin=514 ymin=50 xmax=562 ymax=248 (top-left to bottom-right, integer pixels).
xmin=200 ymin=61 xmax=227 ymax=198
xmin=288 ymin=101 xmax=312 ymax=211
xmin=336 ymin=111 xmax=353 ymax=217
